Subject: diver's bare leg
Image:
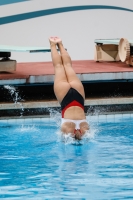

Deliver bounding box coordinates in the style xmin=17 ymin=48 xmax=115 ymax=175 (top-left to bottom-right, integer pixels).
xmin=58 ymin=42 xmax=85 ymax=99
xmin=49 ymin=38 xmax=70 ymax=102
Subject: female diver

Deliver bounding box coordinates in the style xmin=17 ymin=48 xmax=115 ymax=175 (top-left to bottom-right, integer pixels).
xmin=49 ymin=37 xmax=89 ymax=140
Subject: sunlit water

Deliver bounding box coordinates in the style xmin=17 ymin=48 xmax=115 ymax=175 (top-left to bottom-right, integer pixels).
xmin=0 ymin=117 xmax=133 ymax=199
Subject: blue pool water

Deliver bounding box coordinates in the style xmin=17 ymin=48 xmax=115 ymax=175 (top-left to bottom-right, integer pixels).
xmin=0 ymin=116 xmax=133 ymax=199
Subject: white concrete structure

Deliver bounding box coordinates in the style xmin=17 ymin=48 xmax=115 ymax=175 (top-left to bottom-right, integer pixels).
xmin=0 ymin=0 xmax=133 ymax=63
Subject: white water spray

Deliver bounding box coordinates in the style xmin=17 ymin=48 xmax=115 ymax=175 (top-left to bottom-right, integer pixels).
xmin=47 ymin=108 xmax=98 ymax=145
xmin=18 ymin=124 xmax=39 ymax=132
xmin=56 ymin=125 xmax=97 ymax=145
xmin=4 ymin=85 xmax=24 ymax=117
xmin=47 ymin=107 xmax=61 ymax=127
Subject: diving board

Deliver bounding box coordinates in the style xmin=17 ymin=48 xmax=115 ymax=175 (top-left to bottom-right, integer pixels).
xmin=0 ymin=45 xmax=52 ymax=72
xmin=94 ymin=38 xmax=133 ymax=66
xmin=0 ymin=45 xmax=51 ymax=53
xmin=94 ymin=39 xmax=133 ymax=46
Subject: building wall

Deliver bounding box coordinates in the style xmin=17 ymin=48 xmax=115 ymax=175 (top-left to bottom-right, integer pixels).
xmin=0 ymin=0 xmax=133 ymax=62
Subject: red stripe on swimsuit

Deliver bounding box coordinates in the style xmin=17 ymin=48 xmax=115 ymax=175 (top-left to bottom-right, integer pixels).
xmin=62 ymin=100 xmax=84 ymax=118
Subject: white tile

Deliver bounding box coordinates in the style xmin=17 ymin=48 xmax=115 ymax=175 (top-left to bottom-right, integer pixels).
xmin=122 ymin=113 xmax=131 ymax=119
xmin=101 ymin=73 xmax=114 ymax=80
xmin=20 ymin=79 xmax=26 ymax=84
xmin=106 ymin=114 xmax=115 ymax=123
xmin=0 ymin=79 xmax=26 ymax=85
xmin=98 ymin=115 xmax=107 ymax=123
xmin=29 ymin=75 xmax=54 ymax=83
xmin=81 ymin=74 xmax=92 ymax=81
xmin=15 ymin=118 xmax=25 ymax=125
xmin=86 ymin=115 xmax=91 ymax=121
xmin=76 ymin=74 xmax=81 ymax=79
xmin=0 ymin=119 xmax=8 ymax=125
xmin=11 ymin=79 xmax=26 ymax=85
xmin=46 ymin=75 xmax=54 ymax=82
xmin=78 ymin=72 xmax=127 ymax=82
xmin=93 ymin=73 xmax=103 ymax=80
xmin=127 ymin=72 xmax=133 ymax=79
xmin=49 ymin=118 xmax=55 ymax=123
xmin=122 ymin=72 xmax=129 ymax=79
xmin=100 ymin=73 xmax=113 ymax=80
xmin=28 ymin=76 xmax=34 ymax=83
xmin=114 ymin=72 xmax=122 ymax=79
xmin=87 ymin=115 xmax=100 ymax=123
xmin=32 ymin=118 xmax=41 ymax=123
xmin=114 ymin=114 xmax=123 ymax=122
xmin=131 ymin=113 xmax=133 ymax=118
xmin=7 ymin=119 xmax=17 ymax=125
xmin=90 ymin=115 xmax=99 ymax=122
xmin=41 ymin=118 xmax=50 ymax=123
xmin=86 ymin=115 xmax=93 ymax=122
xmin=24 ymin=118 xmax=33 ymax=124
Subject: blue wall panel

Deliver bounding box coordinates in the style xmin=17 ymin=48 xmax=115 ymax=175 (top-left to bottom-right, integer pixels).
xmin=0 ymin=0 xmax=29 ymax=6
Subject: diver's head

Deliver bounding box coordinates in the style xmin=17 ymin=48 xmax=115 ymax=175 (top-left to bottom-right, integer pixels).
xmin=73 ymin=129 xmax=83 ymax=140
xmin=61 ymin=121 xmax=89 ymax=140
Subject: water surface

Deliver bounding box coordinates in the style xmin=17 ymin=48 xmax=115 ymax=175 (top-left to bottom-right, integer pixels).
xmin=0 ymin=117 xmax=133 ymax=199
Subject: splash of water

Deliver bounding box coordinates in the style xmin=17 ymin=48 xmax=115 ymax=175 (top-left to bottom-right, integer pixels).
xmin=4 ymin=85 xmax=24 ymax=117
xmin=47 ymin=107 xmax=61 ymax=127
xmin=47 ymin=108 xmax=98 ymax=145
xmin=87 ymin=105 xmax=108 ymax=116
xmin=35 ymin=114 xmax=97 ymax=145
xmin=18 ymin=124 xmax=39 ymax=133
xmin=56 ymin=125 xmax=97 ymax=145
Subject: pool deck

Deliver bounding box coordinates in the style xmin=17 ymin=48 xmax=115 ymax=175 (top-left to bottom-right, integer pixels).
xmin=0 ymin=60 xmax=133 ymax=85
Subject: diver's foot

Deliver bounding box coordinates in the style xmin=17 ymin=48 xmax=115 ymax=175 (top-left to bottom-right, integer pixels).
xmin=49 ymin=36 xmax=62 ymax=45
xmin=55 ymin=37 xmax=62 ymax=44
xmin=49 ymin=37 xmax=58 ymax=46
xmin=54 ymin=37 xmax=63 ymax=50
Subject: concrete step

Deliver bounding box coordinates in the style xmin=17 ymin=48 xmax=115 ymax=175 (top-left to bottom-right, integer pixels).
xmin=0 ymin=97 xmax=133 ymax=110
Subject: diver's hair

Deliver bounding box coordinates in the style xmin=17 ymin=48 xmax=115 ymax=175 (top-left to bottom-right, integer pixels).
xmin=74 ymin=132 xmax=82 ymax=140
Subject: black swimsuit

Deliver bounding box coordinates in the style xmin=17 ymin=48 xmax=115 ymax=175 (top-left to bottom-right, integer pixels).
xmin=61 ymin=88 xmax=84 ymax=117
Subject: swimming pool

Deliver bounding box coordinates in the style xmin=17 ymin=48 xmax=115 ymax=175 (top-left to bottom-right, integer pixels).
xmin=0 ymin=114 xmax=133 ymax=199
